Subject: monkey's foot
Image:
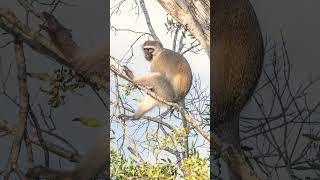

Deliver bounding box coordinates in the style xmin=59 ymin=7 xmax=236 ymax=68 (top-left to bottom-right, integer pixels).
xmin=118 ymin=114 xmax=131 ymax=121
xmin=146 ymin=86 xmax=154 ymax=91
xmin=123 ymin=66 xmax=134 ymax=80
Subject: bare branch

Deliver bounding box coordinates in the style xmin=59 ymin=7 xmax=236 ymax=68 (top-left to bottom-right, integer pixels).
xmin=3 ymin=38 xmax=29 ymax=180
xmin=0 ymin=8 xmax=108 ymax=89
xmin=139 ymin=0 xmax=160 ymax=41
xmin=110 ymin=64 xmax=210 ymax=142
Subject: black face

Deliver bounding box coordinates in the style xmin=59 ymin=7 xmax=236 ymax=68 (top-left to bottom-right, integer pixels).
xmin=143 ymin=48 xmax=154 ymax=61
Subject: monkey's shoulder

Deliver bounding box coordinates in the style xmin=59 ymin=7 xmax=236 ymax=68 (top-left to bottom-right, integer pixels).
xmin=153 ymin=49 xmax=189 ymax=71
xmin=158 ymin=49 xmax=187 ymax=60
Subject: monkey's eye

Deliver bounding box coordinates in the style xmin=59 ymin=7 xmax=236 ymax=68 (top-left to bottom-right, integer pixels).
xmin=144 ymin=48 xmax=154 ymax=53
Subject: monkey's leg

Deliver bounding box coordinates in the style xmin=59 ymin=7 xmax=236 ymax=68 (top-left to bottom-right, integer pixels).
xmin=118 ymin=96 xmax=159 ymax=121
xmin=131 ymin=96 xmax=159 ymax=120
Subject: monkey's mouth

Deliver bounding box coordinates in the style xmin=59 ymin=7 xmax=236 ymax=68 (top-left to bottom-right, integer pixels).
xmin=143 ymin=48 xmax=154 ymax=61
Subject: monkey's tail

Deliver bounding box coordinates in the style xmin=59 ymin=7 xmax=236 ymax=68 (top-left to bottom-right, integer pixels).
xmin=213 ymin=111 xmax=242 ymax=180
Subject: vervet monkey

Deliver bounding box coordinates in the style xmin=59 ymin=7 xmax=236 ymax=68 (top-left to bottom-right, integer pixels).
xmin=34 ymin=12 xmax=108 ymax=179
xmin=144 ymin=41 xmax=193 ymax=101
xmin=121 ymin=40 xmax=193 ymax=120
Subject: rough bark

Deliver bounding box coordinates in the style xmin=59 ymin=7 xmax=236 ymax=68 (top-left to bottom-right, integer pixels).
xmin=157 ymin=0 xmax=210 ymax=56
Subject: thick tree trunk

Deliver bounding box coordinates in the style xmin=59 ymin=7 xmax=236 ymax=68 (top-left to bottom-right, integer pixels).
xmin=157 ymin=0 xmax=210 ymax=56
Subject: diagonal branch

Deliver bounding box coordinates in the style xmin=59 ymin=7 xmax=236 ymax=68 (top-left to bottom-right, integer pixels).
xmin=139 ymin=0 xmax=160 ymax=42
xmin=0 ymin=8 xmax=108 ymax=89
xmin=157 ymin=0 xmax=210 ymax=56
xmin=110 ymin=64 xmax=210 ymax=142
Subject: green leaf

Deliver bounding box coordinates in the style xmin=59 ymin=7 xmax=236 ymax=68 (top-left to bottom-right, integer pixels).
xmin=307 ymin=162 xmax=320 ymax=170
xmin=72 ymin=117 xmax=104 ymax=127
xmin=303 ymin=133 xmax=320 ymax=141
xmin=28 ymin=72 xmax=53 ymax=81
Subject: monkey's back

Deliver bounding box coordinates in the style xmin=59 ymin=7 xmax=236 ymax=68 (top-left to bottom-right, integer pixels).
xmin=151 ymin=50 xmax=193 ymax=100
xmin=213 ymin=0 xmax=264 ymax=114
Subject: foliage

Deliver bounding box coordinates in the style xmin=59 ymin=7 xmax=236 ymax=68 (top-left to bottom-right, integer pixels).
xmin=158 ymin=128 xmax=188 ymax=151
xmin=179 ymin=152 xmax=209 ymax=180
xmin=111 ymin=148 xmax=209 ymax=180
xmin=111 ymin=149 xmax=177 ymax=179
xmin=164 ymin=16 xmax=195 ymax=40
xmin=72 ymin=117 xmax=105 ymax=127
xmin=29 ymin=67 xmax=86 ymax=108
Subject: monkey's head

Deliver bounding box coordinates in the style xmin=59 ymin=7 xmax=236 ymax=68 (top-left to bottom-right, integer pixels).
xmin=142 ymin=41 xmax=163 ymax=61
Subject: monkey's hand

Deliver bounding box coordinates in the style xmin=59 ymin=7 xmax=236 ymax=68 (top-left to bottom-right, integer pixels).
xmin=123 ymin=66 xmax=135 ymax=80
xmin=118 ymin=114 xmax=131 ymax=121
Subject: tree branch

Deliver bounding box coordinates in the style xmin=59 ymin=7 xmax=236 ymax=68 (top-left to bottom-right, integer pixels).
xmin=4 ymin=38 xmax=29 ymax=180
xmin=110 ymin=64 xmax=209 ymax=142
xmin=157 ymin=0 xmax=210 ymax=56
xmin=139 ymin=0 xmax=160 ymax=41
xmin=0 ymin=8 xmax=108 ymax=89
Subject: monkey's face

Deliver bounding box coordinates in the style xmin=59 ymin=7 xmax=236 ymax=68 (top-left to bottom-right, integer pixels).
xmin=143 ymin=41 xmax=163 ymax=61
xmin=143 ymin=48 xmax=154 ymax=61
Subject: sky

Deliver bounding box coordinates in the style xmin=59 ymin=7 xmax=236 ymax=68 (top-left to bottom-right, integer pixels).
xmin=110 ymin=0 xmax=210 ymax=82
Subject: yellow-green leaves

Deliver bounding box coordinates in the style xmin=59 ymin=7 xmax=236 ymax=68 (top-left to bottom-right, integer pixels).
xmin=31 ymin=68 xmax=86 ymax=108
xmin=28 ymin=72 xmax=53 ymax=81
xmin=111 ymin=149 xmax=177 ymax=180
xmin=180 ymin=153 xmax=209 ymax=180
xmin=72 ymin=117 xmax=105 ymax=127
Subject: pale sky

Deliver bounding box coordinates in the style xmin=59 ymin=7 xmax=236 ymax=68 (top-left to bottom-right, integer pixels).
xmin=110 ymin=0 xmax=210 ymax=82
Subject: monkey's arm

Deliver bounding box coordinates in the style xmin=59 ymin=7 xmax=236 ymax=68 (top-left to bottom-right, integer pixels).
xmin=123 ymin=66 xmax=155 ymax=91
xmin=119 ymin=66 xmax=175 ymax=121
